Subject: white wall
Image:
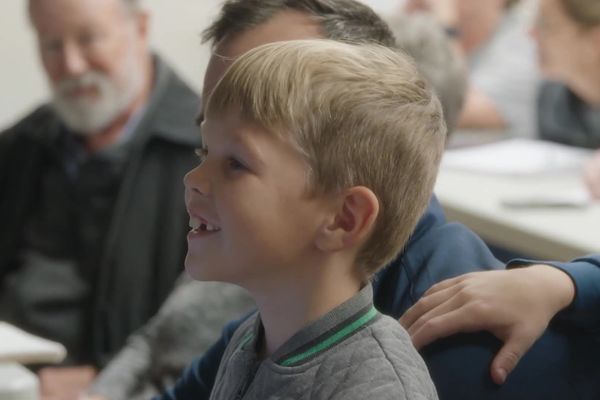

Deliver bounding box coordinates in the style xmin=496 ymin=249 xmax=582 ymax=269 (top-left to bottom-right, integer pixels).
xmin=0 ymin=0 xmax=399 ymax=129
xmin=0 ymin=1 xmax=47 ymax=128
xmin=0 ymin=0 xmax=226 ymax=128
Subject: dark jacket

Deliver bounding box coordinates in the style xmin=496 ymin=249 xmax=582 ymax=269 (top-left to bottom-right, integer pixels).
xmin=537 ymin=81 xmax=600 ymax=149
xmin=0 ymin=57 xmax=201 ymax=366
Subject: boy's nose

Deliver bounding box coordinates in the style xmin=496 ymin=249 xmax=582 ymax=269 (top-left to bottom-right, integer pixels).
xmin=183 ymin=165 xmax=211 ymax=196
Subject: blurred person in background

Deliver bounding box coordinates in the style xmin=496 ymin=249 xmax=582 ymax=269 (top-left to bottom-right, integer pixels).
xmin=0 ymin=0 xmax=199 ymax=397
xmin=403 ymin=0 xmax=540 ymax=136
xmin=532 ymin=0 xmax=600 ymax=198
xmin=386 ymin=12 xmax=467 ymax=135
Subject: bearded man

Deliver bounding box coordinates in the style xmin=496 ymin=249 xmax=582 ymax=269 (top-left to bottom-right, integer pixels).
xmin=0 ymin=0 xmax=199 ymax=373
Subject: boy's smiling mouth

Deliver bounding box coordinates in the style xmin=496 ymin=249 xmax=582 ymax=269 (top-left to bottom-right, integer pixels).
xmin=189 ymin=216 xmax=221 ymax=234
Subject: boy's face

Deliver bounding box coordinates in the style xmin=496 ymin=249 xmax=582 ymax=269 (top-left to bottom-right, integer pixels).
xmin=184 ymin=110 xmax=334 ymax=288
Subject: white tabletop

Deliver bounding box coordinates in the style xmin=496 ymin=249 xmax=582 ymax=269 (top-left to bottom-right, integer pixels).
xmin=435 ymin=167 xmax=599 ymax=261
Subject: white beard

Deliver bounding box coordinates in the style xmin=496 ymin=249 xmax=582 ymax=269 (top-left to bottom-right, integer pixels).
xmin=50 ymin=51 xmax=144 ymax=136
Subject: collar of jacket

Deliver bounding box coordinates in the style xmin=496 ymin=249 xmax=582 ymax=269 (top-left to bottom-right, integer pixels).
xmin=128 ymin=54 xmax=200 ymax=149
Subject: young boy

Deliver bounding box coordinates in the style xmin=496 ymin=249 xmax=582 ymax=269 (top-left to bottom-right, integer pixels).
xmin=184 ymin=39 xmax=445 ymax=399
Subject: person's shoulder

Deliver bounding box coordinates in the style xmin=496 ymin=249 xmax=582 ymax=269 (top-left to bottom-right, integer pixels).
xmin=315 ymin=314 xmax=437 ymax=400
xmin=369 ymin=315 xmax=437 ymax=399
xmin=141 ymin=56 xmax=200 ymax=147
xmin=154 ymin=56 xmax=199 ymax=110
xmin=0 ymin=104 xmax=57 ymax=150
xmin=2 ymin=104 xmax=55 ymax=136
xmin=399 ymin=217 xmax=502 ymax=282
xmin=538 ymin=80 xmax=576 ymax=108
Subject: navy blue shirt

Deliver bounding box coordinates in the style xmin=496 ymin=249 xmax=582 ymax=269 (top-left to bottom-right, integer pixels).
xmin=160 ymin=197 xmax=600 ymax=399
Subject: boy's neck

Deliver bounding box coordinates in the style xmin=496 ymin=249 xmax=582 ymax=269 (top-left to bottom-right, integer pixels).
xmin=250 ymin=261 xmax=363 ymax=358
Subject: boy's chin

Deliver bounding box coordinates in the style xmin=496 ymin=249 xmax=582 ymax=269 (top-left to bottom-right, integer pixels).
xmin=184 ymin=255 xmax=232 ymax=283
xmin=184 ymin=256 xmax=211 ymax=281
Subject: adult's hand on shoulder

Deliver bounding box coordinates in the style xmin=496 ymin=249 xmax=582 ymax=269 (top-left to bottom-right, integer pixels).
xmin=583 ymin=149 xmax=600 ymax=199
xmin=399 ymin=265 xmax=575 ymax=385
xmin=39 ymin=365 xmax=97 ymax=400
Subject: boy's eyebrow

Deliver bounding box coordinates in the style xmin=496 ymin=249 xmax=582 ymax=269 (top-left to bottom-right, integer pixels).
xmin=231 ymin=132 xmax=266 ymax=170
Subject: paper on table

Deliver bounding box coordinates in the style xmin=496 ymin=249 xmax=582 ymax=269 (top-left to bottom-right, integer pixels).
xmin=0 ymin=322 xmax=66 ymax=365
xmin=442 ymin=138 xmax=593 ymax=176
xmin=501 ymin=188 xmax=592 ymax=209
xmin=0 ymin=363 xmax=38 ymax=400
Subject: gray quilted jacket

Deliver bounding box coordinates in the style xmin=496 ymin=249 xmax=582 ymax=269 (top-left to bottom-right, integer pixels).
xmin=210 ymin=285 xmax=438 ymax=400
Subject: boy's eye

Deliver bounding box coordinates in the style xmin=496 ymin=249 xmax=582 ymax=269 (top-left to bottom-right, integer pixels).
xmin=227 ymin=157 xmax=246 ymax=171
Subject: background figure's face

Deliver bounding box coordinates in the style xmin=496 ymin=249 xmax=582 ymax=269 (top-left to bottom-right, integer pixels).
xmin=201 ymin=11 xmax=322 ymax=109
xmin=402 ymin=0 xmax=507 ymax=55
xmin=29 ymin=0 xmax=148 ymax=134
xmin=403 ymin=0 xmax=506 ymax=29
xmin=532 ymin=0 xmax=598 ymax=84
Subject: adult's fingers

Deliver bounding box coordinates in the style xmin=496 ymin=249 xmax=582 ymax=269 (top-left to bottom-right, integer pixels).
xmin=490 ymin=332 xmax=538 ymax=385
xmin=409 ymin=306 xmax=480 ymax=349
xmin=422 ymin=274 xmax=467 ymax=297
xmin=400 ymin=284 xmax=463 ymax=329
xmin=583 ymin=155 xmax=600 ymax=199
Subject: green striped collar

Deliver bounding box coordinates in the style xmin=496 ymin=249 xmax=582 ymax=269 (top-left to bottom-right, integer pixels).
xmin=239 ymin=284 xmax=379 ymax=367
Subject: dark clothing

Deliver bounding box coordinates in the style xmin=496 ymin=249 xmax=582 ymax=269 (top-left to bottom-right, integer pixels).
xmin=1 ymin=130 xmax=130 ymax=361
xmin=160 ymin=198 xmax=600 ymax=400
xmin=0 ymin=56 xmax=200 ymax=366
xmin=538 ymin=81 xmax=600 ymax=149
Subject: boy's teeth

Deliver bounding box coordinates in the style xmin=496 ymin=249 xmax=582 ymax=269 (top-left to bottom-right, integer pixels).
xmin=190 ymin=217 xmax=221 ymax=232
xmin=189 ymin=217 xmax=201 ymax=230
xmin=203 ymin=223 xmax=220 ymax=232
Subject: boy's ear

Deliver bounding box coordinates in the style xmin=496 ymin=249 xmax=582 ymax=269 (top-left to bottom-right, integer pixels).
xmin=315 ymin=186 xmax=379 ymax=252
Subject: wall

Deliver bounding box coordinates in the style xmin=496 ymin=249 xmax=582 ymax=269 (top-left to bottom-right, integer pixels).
xmin=0 ymin=0 xmax=398 ymax=128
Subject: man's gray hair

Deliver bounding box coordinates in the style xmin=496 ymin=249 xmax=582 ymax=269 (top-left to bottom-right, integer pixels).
xmin=29 ymin=0 xmax=142 ymax=16
xmin=202 ymin=0 xmax=396 ymax=48
xmin=387 ymin=13 xmax=467 ymax=135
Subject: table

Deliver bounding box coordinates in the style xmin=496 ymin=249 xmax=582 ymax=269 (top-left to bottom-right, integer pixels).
xmin=434 ymin=168 xmax=600 ymax=261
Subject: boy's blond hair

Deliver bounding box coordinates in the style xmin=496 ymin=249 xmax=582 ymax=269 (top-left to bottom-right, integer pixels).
xmin=206 ymin=39 xmax=446 ymax=277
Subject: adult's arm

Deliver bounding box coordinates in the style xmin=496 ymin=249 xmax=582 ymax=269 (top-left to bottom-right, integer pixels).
xmin=158 ymin=316 xmax=247 ymax=400
xmin=464 ymin=9 xmax=539 ymax=135
xmin=86 ymin=321 xmax=155 ymax=400
xmin=375 ymin=197 xmax=600 ymax=398
xmin=403 ymin=0 xmax=537 ymax=133
xmin=457 ymin=87 xmax=506 ymax=130
xmin=88 ymin=279 xmax=253 ymax=400
xmin=400 ymin=254 xmax=600 ymax=392
xmin=583 ymin=150 xmax=600 ymax=199
xmin=510 ymin=255 xmax=600 ymax=330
